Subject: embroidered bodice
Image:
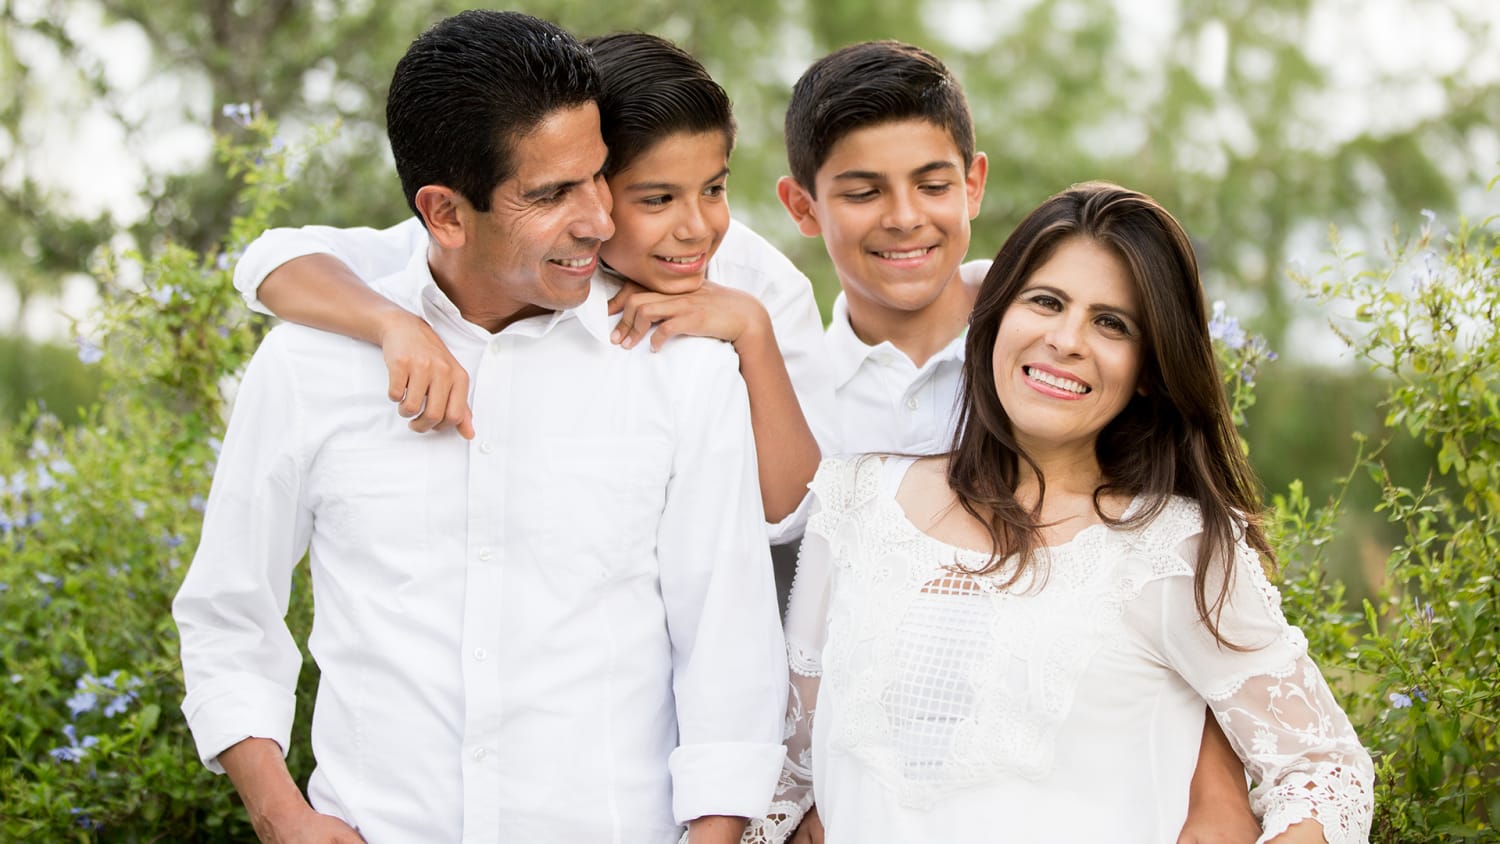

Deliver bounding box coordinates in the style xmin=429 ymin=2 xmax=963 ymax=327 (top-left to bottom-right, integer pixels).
xmin=746 ymin=456 xmax=1373 ymax=844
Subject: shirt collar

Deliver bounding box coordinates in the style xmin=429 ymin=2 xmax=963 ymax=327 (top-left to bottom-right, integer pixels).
xmin=825 ymin=291 xmax=968 ymax=388
xmin=374 ymin=249 xmax=618 ymax=346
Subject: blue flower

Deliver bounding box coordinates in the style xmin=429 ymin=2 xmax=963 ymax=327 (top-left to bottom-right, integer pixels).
xmin=35 ymin=572 xmax=59 ymax=586
xmin=221 ymin=101 xmax=258 ymax=127
xmin=50 ymin=724 xmax=99 ymax=763
xmin=1208 ymin=301 xmax=1246 ymax=351
xmin=67 ymin=689 xmax=99 ymax=717
xmin=103 ymin=695 xmax=132 ymax=717
xmin=150 ymin=284 xmax=179 ymax=305
xmin=161 ymin=533 xmax=185 ymax=549
xmin=34 ymin=465 xmax=58 ymax=492
xmin=1411 ymin=687 xmax=1428 ymax=703
xmin=131 ymin=500 xmax=147 ymax=519
xmin=75 ymin=336 xmax=104 ymax=365
xmin=1389 ymin=692 xmax=1413 ymax=709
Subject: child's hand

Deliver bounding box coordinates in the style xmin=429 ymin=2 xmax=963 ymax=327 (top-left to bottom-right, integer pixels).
xmin=377 ymin=311 xmax=475 ymax=439
xmin=789 ymin=805 xmax=823 ymax=844
xmin=608 ymin=280 xmax=767 ymax=352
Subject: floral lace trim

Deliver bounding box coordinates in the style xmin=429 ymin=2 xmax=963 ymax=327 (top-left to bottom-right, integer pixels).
xmin=739 ymin=799 xmax=808 ymax=844
xmin=1255 ymin=763 xmax=1375 ymax=844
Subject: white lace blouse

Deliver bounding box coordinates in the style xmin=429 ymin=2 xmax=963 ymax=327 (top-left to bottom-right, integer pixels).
xmin=749 ymin=456 xmax=1373 ymax=844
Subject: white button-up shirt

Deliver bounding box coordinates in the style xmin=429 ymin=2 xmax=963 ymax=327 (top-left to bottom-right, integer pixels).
xmin=176 ymin=250 xmax=788 ymax=843
xmin=824 ymin=292 xmax=968 ymax=456
xmin=232 ymin=216 xmax=837 ymax=545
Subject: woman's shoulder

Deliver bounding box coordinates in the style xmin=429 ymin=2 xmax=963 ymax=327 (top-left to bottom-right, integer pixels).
xmin=809 ymin=454 xmax=890 ymax=515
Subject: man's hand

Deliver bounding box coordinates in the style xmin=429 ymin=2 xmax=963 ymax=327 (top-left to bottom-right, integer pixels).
xmin=608 ymin=281 xmax=761 ymax=352
xmin=789 ymin=805 xmax=823 ymax=844
xmin=255 ymin=806 xmax=367 ymax=844
xmin=376 ymin=309 xmax=475 ymax=439
xmin=219 ymin=738 xmax=366 ymax=844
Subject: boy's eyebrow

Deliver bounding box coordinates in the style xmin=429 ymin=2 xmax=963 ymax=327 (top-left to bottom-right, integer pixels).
xmin=830 ymin=160 xmax=959 ymax=182
xmin=624 ymin=167 xmax=731 ymax=193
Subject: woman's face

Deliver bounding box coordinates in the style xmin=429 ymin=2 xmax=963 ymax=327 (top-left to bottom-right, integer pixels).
xmin=598 ymin=130 xmax=732 ymax=295
xmin=990 ymin=236 xmax=1145 ymax=460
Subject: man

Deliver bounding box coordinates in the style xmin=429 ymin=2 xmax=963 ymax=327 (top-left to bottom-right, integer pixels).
xmin=173 ymin=11 xmax=786 ymax=843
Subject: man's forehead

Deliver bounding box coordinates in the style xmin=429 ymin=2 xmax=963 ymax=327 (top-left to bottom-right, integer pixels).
xmin=502 ymin=103 xmax=607 ymax=190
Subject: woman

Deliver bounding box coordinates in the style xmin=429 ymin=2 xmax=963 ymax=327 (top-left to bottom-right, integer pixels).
xmin=764 ymin=182 xmax=1373 ymax=843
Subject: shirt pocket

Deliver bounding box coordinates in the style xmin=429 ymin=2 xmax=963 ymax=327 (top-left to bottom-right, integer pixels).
xmin=531 ymin=437 xmax=673 ymax=582
xmin=311 ymin=445 xmax=432 ymax=563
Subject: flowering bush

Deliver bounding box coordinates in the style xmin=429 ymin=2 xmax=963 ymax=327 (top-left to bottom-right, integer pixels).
xmin=0 ymin=113 xmax=319 ymax=840
xmin=1252 ymin=202 xmax=1498 ymax=840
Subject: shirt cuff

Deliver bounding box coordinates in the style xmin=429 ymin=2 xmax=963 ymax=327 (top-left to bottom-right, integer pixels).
xmin=180 ymin=672 xmax=297 ymax=773
xmin=764 ymin=488 xmax=813 ymax=545
xmin=668 ymin=741 xmax=787 ymax=825
xmin=232 ymin=232 xmax=340 ymax=316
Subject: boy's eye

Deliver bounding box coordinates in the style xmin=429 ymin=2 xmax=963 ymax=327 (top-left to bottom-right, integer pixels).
xmin=704 ymin=184 xmax=727 ymax=199
xmin=641 ymin=194 xmax=672 ymax=208
xmin=919 ymin=182 xmax=953 ymax=195
xmin=842 ymin=188 xmax=879 ymax=202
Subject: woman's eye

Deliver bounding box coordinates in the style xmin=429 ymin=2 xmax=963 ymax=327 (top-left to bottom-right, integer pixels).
xmin=1097 ymin=314 xmax=1131 ymax=334
xmin=1028 ymin=294 xmax=1061 ymax=310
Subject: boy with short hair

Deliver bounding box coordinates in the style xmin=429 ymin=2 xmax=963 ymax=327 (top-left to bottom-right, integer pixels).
xmin=768 ymin=39 xmax=1261 ymax=842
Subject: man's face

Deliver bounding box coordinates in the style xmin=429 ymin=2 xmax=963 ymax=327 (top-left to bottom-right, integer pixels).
xmin=462 ymin=103 xmax=615 ymax=319
xmin=786 ymin=119 xmax=986 ymax=328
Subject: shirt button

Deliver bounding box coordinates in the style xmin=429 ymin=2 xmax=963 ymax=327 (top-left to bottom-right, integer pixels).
xmin=478 ymin=547 xmax=493 ymax=561
xmin=472 ymin=747 xmax=487 ymax=761
xmin=488 ymin=339 xmax=503 ymax=355
xmin=906 ymin=396 xmax=920 ymax=410
xmin=473 ymin=647 xmax=488 ymax=661
xmin=478 ymin=441 xmax=494 ymax=455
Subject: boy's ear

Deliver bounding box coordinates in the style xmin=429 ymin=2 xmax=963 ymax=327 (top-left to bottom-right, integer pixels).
xmin=414 ymin=185 xmax=467 ymax=250
xmin=776 ymin=176 xmax=823 ymax=238
xmin=964 ymin=152 xmax=989 ymax=221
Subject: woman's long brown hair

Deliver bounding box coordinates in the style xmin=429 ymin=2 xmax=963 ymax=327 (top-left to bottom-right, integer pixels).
xmin=948 ymin=181 xmax=1273 ymax=647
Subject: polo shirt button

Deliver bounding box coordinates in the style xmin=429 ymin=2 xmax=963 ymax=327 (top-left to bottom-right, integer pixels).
xmin=906 ymin=396 xmax=920 ymax=410
xmin=479 ymin=441 xmax=494 ymax=455
xmin=472 ymin=747 xmax=487 ymax=761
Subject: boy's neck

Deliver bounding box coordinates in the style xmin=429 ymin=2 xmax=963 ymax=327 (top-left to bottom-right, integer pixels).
xmin=843 ymin=275 xmax=976 ymax=368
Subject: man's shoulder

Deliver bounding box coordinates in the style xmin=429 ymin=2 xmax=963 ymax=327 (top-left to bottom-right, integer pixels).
xmin=249 ymin=322 xmax=388 ymax=395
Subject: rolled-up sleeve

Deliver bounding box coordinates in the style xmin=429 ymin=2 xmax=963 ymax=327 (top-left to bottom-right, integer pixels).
xmin=232 ymin=218 xmax=427 ymax=314
xmin=657 ymin=343 xmax=788 ymax=824
xmin=172 ymin=331 xmax=314 ymax=773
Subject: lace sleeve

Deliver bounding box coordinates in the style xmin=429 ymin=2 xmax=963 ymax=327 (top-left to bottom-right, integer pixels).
xmin=741 ymin=463 xmax=846 ymax=843
xmin=1156 ymin=536 xmax=1374 ymax=844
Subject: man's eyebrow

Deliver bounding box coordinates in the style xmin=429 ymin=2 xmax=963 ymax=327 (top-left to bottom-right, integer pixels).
xmin=520 ymin=178 xmax=584 ymax=201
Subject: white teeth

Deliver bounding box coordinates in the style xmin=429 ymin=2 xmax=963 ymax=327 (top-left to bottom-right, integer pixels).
xmin=1025 ymin=367 xmax=1089 ymax=394
xmin=877 ymin=247 xmax=930 ymax=260
xmin=552 ymin=257 xmax=592 ymax=268
xmin=658 ymin=255 xmax=702 ymax=264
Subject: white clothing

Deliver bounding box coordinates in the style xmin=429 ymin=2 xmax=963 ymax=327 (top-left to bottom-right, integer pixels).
xmin=754 ymin=456 xmax=1373 ymax=844
xmin=176 ymin=250 xmax=788 ymax=843
xmin=233 ymin=216 xmax=837 ymax=543
xmin=824 ymin=292 xmax=967 ymax=456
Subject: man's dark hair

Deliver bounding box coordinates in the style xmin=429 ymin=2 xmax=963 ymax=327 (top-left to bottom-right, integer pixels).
xmin=386 ymin=10 xmax=599 ymax=216
xmin=784 ymin=40 xmax=974 ymax=196
xmin=583 ymin=32 xmax=736 ymax=178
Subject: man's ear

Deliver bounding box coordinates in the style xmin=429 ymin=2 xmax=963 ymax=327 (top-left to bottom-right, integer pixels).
xmin=776 ymin=176 xmax=822 ymax=238
xmin=414 ymin=185 xmax=467 ymax=250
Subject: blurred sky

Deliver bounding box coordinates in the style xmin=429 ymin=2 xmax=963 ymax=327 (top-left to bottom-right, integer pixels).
xmin=4 ymin=0 xmax=1499 ymax=346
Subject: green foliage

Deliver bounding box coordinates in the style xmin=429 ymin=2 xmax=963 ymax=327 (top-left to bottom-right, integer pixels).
xmin=1267 ymin=203 xmax=1500 ymax=839
xmin=0 ymin=120 xmax=318 ymax=840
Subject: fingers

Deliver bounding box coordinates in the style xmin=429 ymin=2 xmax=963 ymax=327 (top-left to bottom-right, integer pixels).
xmin=607 ymin=279 xmax=649 ymax=316
xmin=610 ymin=294 xmax=672 ymax=350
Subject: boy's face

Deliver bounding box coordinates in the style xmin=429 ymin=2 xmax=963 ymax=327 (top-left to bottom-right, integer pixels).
xmin=599 ymin=130 xmax=732 ymax=295
xmin=779 ymin=119 xmax=986 ymax=328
